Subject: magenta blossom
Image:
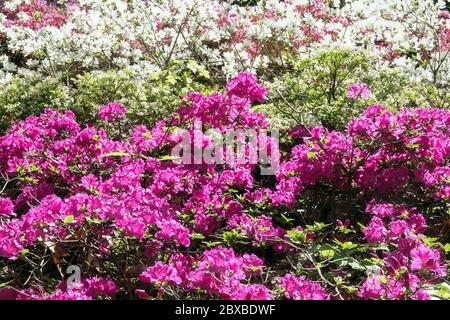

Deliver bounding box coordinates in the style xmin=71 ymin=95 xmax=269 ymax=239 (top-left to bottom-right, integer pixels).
xmin=278 ymin=274 xmax=329 ymax=300
xmin=98 ymin=102 xmax=127 ymax=122
xmin=226 ymin=72 xmax=267 ymax=103
xmin=140 ymin=262 xmax=182 ymax=286
xmin=0 ymin=197 xmax=14 ymax=215
xmin=410 ymin=243 xmax=447 ymax=276
xmin=346 ymin=83 xmax=372 ymax=100
xmin=364 ymin=216 xmax=387 ymax=243
xmin=357 ymin=276 xmax=386 ymax=300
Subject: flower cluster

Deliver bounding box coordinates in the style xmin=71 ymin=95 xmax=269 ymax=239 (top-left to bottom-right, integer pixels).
xmin=358 ymin=202 xmax=446 ymax=300
xmin=278 ymin=274 xmax=330 ymax=300
xmin=98 ymin=102 xmax=127 ymax=122
xmin=346 ymin=83 xmax=372 ymax=100
xmin=139 ymin=247 xmax=275 ymax=300
xmin=0 ymin=72 xmax=448 ymax=300
xmin=0 ymin=276 xmax=117 ymax=300
xmin=274 ymin=105 xmax=450 ymax=206
xmin=1 ymin=0 xmax=66 ymax=30
xmin=0 ymin=0 xmax=448 ymax=86
xmin=0 ymin=197 xmax=14 ymax=215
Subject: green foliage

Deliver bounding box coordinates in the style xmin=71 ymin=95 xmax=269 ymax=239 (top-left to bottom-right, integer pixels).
xmin=257 ymin=49 xmax=450 ymax=131
xmin=73 ymin=60 xmax=215 ymax=126
xmin=0 ymin=49 xmax=448 ymax=137
xmin=258 ymin=49 xmax=372 ymax=130
xmin=0 ymin=60 xmax=215 ymax=133
xmin=0 ymin=75 xmax=70 ymax=134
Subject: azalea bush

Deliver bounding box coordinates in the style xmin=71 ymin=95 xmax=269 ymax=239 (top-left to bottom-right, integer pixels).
xmin=0 ymin=0 xmax=449 ymax=133
xmin=0 ymin=0 xmax=449 ymax=301
xmin=0 ymin=60 xmax=214 ymax=134
xmin=259 ymin=49 xmax=450 ymax=131
xmin=0 ymin=74 xmax=69 ymax=134
xmin=0 ymin=73 xmax=448 ymax=300
xmin=1 ymin=0 xmax=448 ymax=82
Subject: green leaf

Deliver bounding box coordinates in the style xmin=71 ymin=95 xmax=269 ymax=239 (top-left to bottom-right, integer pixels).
xmin=420 ymin=236 xmax=439 ymax=248
xmin=101 ymin=151 xmax=130 ymax=158
xmin=28 ymin=163 xmax=40 ymax=172
xmin=280 ymin=212 xmax=295 ymax=224
xmin=319 ymin=248 xmax=335 ymax=259
xmin=341 ymin=242 xmax=358 ymax=250
xmin=348 ymin=259 xmax=372 ymax=271
xmin=166 ymin=74 xmax=177 ymax=85
xmin=287 ymin=229 xmax=306 ymax=243
xmin=406 ymin=143 xmax=420 ymax=149
xmin=335 ymin=257 xmax=350 ymax=267
xmin=342 ymin=285 xmax=358 ymax=294
xmin=150 ymin=70 xmax=163 ymax=80
xmin=305 ymin=222 xmax=331 ymax=232
xmin=63 ymin=215 xmax=75 ymax=224
xmin=203 ymin=241 xmax=221 ymax=248
xmin=191 ymin=233 xmax=205 ymax=240
xmin=0 ymin=280 xmax=14 ymax=289
xmin=357 ymin=222 xmax=366 ymax=230
xmin=367 ymin=243 xmax=390 ymax=251
xmin=333 ymin=239 xmax=358 ymax=250
xmin=222 ymin=230 xmax=246 ymax=245
xmin=19 ymin=176 xmax=39 ymax=185
xmin=143 ymin=132 xmax=153 ymax=139
xmin=158 ymin=155 xmax=180 ymax=161
xmin=89 ymin=186 xmax=100 ymax=196
xmin=199 ymin=68 xmax=210 ymax=79
xmin=186 ymin=60 xmax=199 ymax=72
xmin=287 ymin=170 xmax=297 ymax=177
xmin=86 ymin=216 xmax=102 ymax=224
xmin=378 ymin=275 xmax=388 ymax=285
xmin=432 ymin=283 xmax=450 ymax=300
xmin=48 ymin=164 xmax=60 ymax=174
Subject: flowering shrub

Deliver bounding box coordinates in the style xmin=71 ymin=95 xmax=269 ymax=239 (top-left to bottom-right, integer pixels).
xmin=257 ymin=48 xmax=449 ymax=132
xmin=0 ymin=0 xmax=448 ymax=135
xmin=346 ymin=83 xmax=372 ymax=100
xmin=1 ymin=0 xmax=66 ymax=30
xmin=0 ymin=60 xmax=214 ymax=134
xmin=0 ymin=73 xmax=448 ymax=300
xmin=0 ymin=0 xmax=448 ymax=83
xmin=98 ymin=102 xmax=127 ymax=122
xmin=274 ymin=105 xmax=450 ymax=208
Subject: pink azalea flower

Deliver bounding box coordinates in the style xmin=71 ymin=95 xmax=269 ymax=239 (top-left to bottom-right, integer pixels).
xmin=346 ymin=83 xmax=372 ymax=100
xmin=278 ymin=274 xmax=329 ymax=300
xmin=364 ymin=216 xmax=387 ymax=243
xmin=0 ymin=197 xmax=14 ymax=215
xmin=98 ymin=102 xmax=127 ymax=122
xmin=410 ymin=243 xmax=447 ymax=276
xmin=226 ymin=72 xmax=267 ymax=103
xmin=357 ymin=276 xmax=385 ymax=300
xmin=140 ymin=262 xmax=182 ymax=286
